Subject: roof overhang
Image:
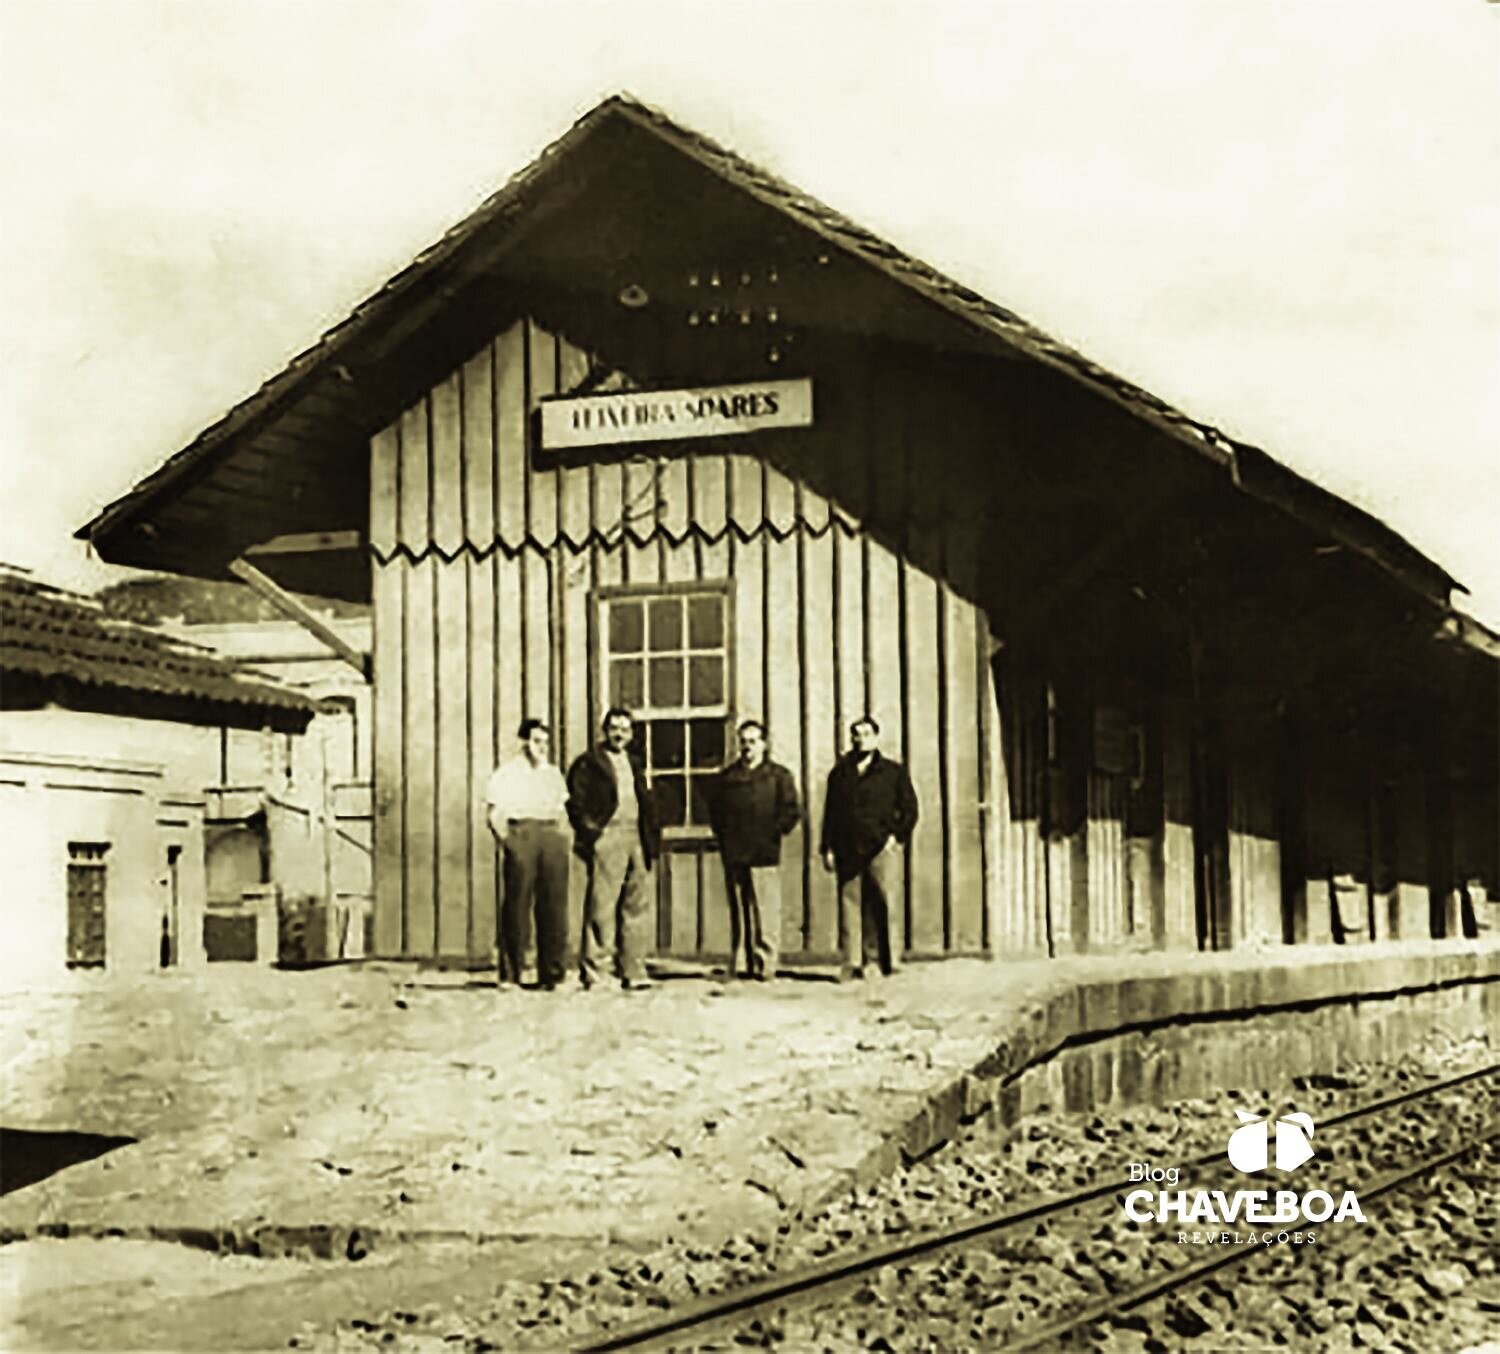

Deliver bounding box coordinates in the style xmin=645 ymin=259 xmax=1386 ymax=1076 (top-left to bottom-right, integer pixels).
xmin=77 ymin=96 xmax=1463 ymax=611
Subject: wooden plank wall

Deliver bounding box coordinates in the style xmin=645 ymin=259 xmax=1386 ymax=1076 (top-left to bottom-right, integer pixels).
xmin=989 ymin=658 xmax=1050 ymax=956
xmin=1160 ymin=699 xmax=1199 ymax=950
xmin=1227 ymin=723 xmax=1283 ymax=948
xmin=370 ymin=537 xmax=997 ymax=962
xmin=368 ymin=313 xmax=1282 ymax=967
xmin=1391 ymin=764 xmax=1430 ymax=940
xmin=1086 ymin=773 xmax=1128 ymax=947
xmin=368 ymin=316 xmax=995 ymax=962
xmin=1303 ymin=734 xmax=1363 ymax=945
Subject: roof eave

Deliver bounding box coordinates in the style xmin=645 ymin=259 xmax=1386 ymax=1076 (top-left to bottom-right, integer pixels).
xmin=77 ymin=93 xmax=1464 ymax=611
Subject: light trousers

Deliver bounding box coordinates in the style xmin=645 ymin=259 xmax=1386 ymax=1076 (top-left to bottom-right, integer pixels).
xmin=839 ymin=839 xmax=903 ymax=973
xmin=580 ymin=821 xmax=653 ymax=986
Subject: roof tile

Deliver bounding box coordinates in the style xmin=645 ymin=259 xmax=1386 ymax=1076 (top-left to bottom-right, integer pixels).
xmin=0 ymin=569 xmax=318 ymax=717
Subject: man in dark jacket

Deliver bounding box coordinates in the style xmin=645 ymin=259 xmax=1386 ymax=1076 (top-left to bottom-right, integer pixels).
xmin=708 ymin=719 xmax=801 ymax=982
xmin=820 ymin=716 xmax=919 ymax=977
xmin=566 ymin=707 xmax=661 ymax=991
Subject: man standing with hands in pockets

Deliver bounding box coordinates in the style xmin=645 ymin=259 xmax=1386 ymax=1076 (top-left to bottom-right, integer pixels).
xmin=567 ymin=707 xmax=660 ymax=991
xmin=820 ymin=716 xmax=919 ymax=979
xmin=708 ymin=719 xmax=800 ymax=982
xmin=485 ymin=718 xmax=571 ymax=990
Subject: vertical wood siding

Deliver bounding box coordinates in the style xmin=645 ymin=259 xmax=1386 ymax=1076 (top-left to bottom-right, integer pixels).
xmin=763 ymin=517 xmax=802 ymax=950
xmin=944 ymin=544 xmax=986 ymax=953
xmin=402 ymin=555 xmax=437 ymax=955
xmin=371 ymin=555 xmax=405 ymax=955
xmin=904 ymin=554 xmax=945 ymax=955
xmin=467 ymin=553 xmax=497 ymax=958
xmin=991 ymin=659 xmax=1051 ymax=956
xmin=1391 ymin=766 xmax=1429 ymax=940
xmin=863 ymin=536 xmax=909 ymax=943
xmin=434 ymin=559 xmax=469 ymax=956
xmin=1161 ymin=700 xmax=1198 ymax=950
xmin=1228 ymin=725 xmax=1283 ymax=948
xmin=801 ymin=528 xmax=839 ymax=955
xmin=1086 ymin=772 xmax=1128 ymax=948
xmin=368 ymin=316 xmax=1044 ymax=964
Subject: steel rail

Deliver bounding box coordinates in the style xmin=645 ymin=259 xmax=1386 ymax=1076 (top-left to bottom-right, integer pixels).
xmin=1008 ymin=1123 xmax=1500 ymax=1350
xmin=576 ymin=1063 xmax=1498 ymax=1352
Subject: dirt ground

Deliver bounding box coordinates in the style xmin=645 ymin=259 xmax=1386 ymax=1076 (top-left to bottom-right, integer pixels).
xmin=3 ymin=943 xmax=1494 ymax=1350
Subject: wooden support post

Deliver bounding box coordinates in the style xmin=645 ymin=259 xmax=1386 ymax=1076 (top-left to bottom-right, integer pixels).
xmin=243 ymin=531 xmax=364 ymax=556
xmin=228 ymin=557 xmax=371 ymax=680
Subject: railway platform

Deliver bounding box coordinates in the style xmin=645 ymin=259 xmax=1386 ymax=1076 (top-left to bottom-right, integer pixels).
xmin=2 ymin=939 xmax=1497 ymax=1349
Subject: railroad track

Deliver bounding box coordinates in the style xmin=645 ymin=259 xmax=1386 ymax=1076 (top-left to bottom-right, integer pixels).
xmin=577 ymin=1063 xmax=1499 ymax=1352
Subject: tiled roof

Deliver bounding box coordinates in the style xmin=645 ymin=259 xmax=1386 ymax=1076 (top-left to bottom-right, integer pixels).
xmin=0 ymin=567 xmax=318 ymax=718
xmin=76 ymin=95 xmax=1459 ymax=601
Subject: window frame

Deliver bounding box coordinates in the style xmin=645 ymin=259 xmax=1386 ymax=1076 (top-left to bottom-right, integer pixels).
xmin=66 ymin=841 xmax=110 ymax=968
xmin=592 ymin=578 xmax=735 ymax=841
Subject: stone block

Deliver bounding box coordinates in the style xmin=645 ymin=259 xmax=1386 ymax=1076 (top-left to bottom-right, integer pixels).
xmin=1079 ymin=980 xmax=1121 ymax=1037
xmin=960 ymin=1073 xmax=995 ymax=1122
xmin=1113 ymin=1045 xmax=1142 ymax=1105
xmin=1124 ymin=976 xmax=1175 ymax=1027
xmin=1040 ymin=986 xmax=1084 ymax=1057
xmin=1061 ymin=1054 xmax=1093 ymax=1113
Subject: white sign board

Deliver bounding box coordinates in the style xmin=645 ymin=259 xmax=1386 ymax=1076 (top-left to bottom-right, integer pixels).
xmin=540 ymin=377 xmax=813 ymax=451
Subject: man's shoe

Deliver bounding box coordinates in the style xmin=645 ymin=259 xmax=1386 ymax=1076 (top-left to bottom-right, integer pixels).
xmin=838 ymin=965 xmax=864 ymax=983
xmin=622 ymin=977 xmax=655 ymax=991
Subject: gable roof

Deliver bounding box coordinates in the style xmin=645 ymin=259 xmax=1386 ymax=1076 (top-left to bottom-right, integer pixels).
xmin=0 ymin=566 xmax=318 ymax=727
xmin=76 ymin=94 xmax=1460 ymax=603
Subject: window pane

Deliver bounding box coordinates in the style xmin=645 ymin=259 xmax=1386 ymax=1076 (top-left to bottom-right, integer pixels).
xmin=648 ymin=598 xmax=683 ymax=651
xmin=653 ymin=774 xmax=687 ymax=827
xmin=690 ymin=776 xmax=714 ymax=827
xmin=649 ymin=720 xmax=686 ymax=771
xmin=688 ymin=595 xmax=724 ymax=650
xmin=610 ymin=659 xmax=644 ymax=711
xmin=649 ymin=657 xmax=684 ymax=707
xmin=689 ymin=655 xmax=723 ymax=707
xmin=690 ymin=719 xmax=726 ymax=769
xmin=610 ymin=601 xmax=644 ymax=654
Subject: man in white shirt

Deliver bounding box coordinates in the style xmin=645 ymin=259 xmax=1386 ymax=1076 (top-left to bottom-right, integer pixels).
xmin=485 ymin=718 xmax=570 ymax=990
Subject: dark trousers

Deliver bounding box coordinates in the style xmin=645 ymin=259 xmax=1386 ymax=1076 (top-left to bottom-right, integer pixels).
xmin=723 ymin=861 xmax=782 ymax=979
xmin=500 ymin=821 xmax=569 ymax=984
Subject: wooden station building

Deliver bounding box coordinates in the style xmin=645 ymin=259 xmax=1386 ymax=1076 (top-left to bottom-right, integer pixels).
xmin=78 ymin=97 xmax=1499 ymax=968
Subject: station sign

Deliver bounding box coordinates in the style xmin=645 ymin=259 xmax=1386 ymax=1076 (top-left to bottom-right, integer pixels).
xmin=540 ymin=377 xmax=813 ymax=451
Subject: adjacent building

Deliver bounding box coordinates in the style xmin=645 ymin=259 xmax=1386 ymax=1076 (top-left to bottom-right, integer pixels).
xmin=0 ymin=565 xmax=319 ymax=982
xmin=73 ymin=97 xmax=1499 ymax=970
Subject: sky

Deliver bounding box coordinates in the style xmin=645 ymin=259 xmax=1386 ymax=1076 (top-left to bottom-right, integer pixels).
xmin=2 ymin=0 xmax=1496 ymax=622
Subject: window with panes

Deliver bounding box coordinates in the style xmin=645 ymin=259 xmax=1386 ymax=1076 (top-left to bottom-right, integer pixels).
xmin=598 ymin=585 xmax=731 ymax=832
xmin=66 ymin=842 xmax=109 ymax=967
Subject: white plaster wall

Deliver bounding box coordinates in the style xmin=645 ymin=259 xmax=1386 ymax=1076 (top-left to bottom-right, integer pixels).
xmin=0 ymin=748 xmax=178 ymax=983
xmin=0 ymin=780 xmax=59 ymax=985
xmin=1 ymin=708 xmax=221 ymax=798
